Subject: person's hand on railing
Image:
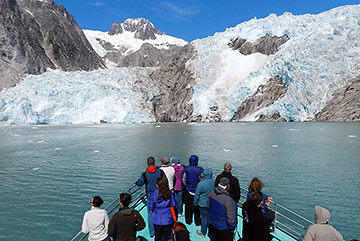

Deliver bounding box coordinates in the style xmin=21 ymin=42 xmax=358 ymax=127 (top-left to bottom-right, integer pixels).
xmin=265 ymin=196 xmax=273 ymax=207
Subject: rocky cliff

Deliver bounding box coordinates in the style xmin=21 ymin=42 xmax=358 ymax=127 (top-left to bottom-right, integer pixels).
xmin=0 ymin=0 xmax=105 ymax=91
xmin=315 ymin=76 xmax=360 ymax=121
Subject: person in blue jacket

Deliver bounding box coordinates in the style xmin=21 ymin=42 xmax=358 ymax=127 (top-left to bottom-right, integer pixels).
xmin=208 ymin=177 xmax=237 ymax=241
xmin=148 ymin=177 xmax=176 ymax=241
xmin=194 ymin=168 xmax=214 ymax=238
xmin=135 ymin=157 xmax=166 ymax=237
xmin=182 ymin=154 xmax=203 ymax=225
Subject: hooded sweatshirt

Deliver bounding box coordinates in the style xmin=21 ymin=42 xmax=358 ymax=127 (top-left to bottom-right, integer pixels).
xmin=136 ymin=166 xmax=166 ymax=195
xmin=183 ymin=155 xmax=204 ymax=194
xmin=194 ymin=168 xmax=214 ymax=207
xmin=303 ymin=206 xmax=343 ymax=241
xmin=108 ymin=207 xmax=145 ymax=241
xmin=171 ymin=156 xmax=185 ymax=191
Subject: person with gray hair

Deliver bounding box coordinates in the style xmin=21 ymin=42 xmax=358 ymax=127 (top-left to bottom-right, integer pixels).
xmin=214 ymin=162 xmax=240 ymax=203
xmin=303 ymin=206 xmax=343 ymax=241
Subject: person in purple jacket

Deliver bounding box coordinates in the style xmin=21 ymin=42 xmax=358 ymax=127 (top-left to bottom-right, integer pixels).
xmin=182 ymin=154 xmax=203 ymax=225
xmin=171 ymin=156 xmax=185 ymax=217
xmin=148 ymin=177 xmax=176 ymax=241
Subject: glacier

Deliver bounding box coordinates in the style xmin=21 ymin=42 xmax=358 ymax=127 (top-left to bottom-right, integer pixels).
xmin=1 ymin=5 xmax=360 ymax=124
xmin=0 ymin=68 xmax=158 ymax=124
xmin=191 ymin=5 xmax=360 ymax=121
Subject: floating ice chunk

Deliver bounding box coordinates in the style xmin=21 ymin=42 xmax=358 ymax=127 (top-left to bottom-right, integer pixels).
xmin=55 ymin=147 xmax=62 ymax=150
xmin=37 ymin=140 xmax=45 ymax=143
xmin=289 ymin=129 xmax=300 ymax=131
xmin=31 ymin=127 xmax=38 ymax=129
xmin=28 ymin=140 xmax=33 ymax=143
xmin=319 ymin=128 xmax=324 ymax=131
xmin=272 ymin=145 xmax=278 ymax=148
xmin=188 ymin=123 xmax=197 ymax=125
xmin=223 ymin=148 xmax=231 ymax=152
xmin=155 ymin=125 xmax=161 ymax=128
xmin=348 ymin=135 xmax=357 ymax=138
xmin=184 ymin=132 xmax=187 ymax=135
xmin=93 ymin=150 xmax=100 ymax=153
xmin=32 ymin=167 xmax=39 ymax=171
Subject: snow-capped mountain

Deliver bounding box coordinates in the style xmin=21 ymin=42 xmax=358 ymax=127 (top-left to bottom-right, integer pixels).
xmin=84 ymin=18 xmax=188 ymax=67
xmin=0 ymin=4 xmax=359 ymax=124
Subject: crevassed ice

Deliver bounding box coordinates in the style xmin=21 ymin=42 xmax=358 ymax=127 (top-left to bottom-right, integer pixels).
xmin=0 ymin=68 xmax=159 ymax=124
xmin=190 ymin=5 xmax=360 ymax=121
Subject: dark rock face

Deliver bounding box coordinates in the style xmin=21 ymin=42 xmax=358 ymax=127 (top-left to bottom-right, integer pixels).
xmin=122 ymin=18 xmax=162 ymax=40
xmin=228 ymin=34 xmax=289 ymax=56
xmin=108 ymin=22 xmax=123 ymax=35
xmin=150 ymin=45 xmax=196 ymax=122
xmin=0 ymin=0 xmax=105 ymax=91
xmin=231 ymin=76 xmax=287 ymax=121
xmin=315 ymin=76 xmax=360 ymax=121
xmin=105 ymin=43 xmax=184 ymax=68
xmin=257 ymin=112 xmax=287 ymax=122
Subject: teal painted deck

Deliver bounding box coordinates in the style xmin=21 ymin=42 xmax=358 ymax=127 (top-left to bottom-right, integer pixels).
xmin=135 ymin=200 xmax=297 ymax=241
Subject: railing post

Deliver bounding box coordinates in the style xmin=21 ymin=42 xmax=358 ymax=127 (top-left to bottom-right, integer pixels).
xmin=274 ymin=202 xmax=278 ymax=232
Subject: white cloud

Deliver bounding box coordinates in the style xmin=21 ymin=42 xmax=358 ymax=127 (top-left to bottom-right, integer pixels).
xmin=90 ymin=2 xmax=104 ymax=7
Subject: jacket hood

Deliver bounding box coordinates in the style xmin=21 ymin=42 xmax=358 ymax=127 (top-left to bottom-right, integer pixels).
xmin=189 ymin=155 xmax=199 ymax=166
xmin=119 ymin=207 xmax=134 ymax=216
xmin=171 ymin=156 xmax=180 ymax=164
xmin=214 ymin=186 xmax=229 ymax=195
xmin=315 ymin=205 xmax=330 ymax=224
xmin=202 ymin=168 xmax=213 ymax=180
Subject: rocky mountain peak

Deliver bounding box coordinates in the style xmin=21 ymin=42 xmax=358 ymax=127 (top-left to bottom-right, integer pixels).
xmin=109 ymin=18 xmax=162 ymax=40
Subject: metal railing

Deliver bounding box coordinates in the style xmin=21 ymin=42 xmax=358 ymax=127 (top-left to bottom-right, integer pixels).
xmin=238 ymin=186 xmax=314 ymax=240
xmin=71 ymin=184 xmax=147 ymax=241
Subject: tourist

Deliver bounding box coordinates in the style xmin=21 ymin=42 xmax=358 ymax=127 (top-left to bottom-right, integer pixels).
xmin=171 ymin=156 xmax=185 ymax=217
xmin=208 ymin=177 xmax=237 ymax=241
xmin=303 ymin=205 xmax=343 ymax=241
xmin=242 ymin=191 xmax=273 ymax=241
xmin=160 ymin=156 xmax=176 ymax=190
xmin=108 ymin=193 xmax=145 ymax=241
xmin=182 ymin=154 xmax=203 ymax=225
xmin=148 ymin=178 xmax=177 ymax=241
xmin=81 ymin=196 xmax=110 ymax=241
xmin=247 ymin=177 xmax=274 ymax=226
xmin=135 ymin=157 xmax=166 ymax=237
xmin=214 ymin=162 xmax=240 ymax=203
xmin=194 ymin=168 xmax=214 ymax=238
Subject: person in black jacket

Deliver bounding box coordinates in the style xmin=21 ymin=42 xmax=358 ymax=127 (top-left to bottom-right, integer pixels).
xmin=242 ymin=191 xmax=273 ymax=241
xmin=108 ymin=193 xmax=145 ymax=241
xmin=214 ymin=162 xmax=240 ymax=203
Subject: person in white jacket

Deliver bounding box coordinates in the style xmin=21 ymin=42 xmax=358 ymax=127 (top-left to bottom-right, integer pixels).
xmin=303 ymin=205 xmax=343 ymax=241
xmin=82 ymin=196 xmax=110 ymax=241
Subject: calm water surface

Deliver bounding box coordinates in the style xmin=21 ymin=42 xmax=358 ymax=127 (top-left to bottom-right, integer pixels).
xmin=0 ymin=122 xmax=359 ymax=240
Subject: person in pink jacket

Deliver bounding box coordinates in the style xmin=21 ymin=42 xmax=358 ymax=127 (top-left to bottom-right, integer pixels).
xmin=171 ymin=156 xmax=184 ymax=216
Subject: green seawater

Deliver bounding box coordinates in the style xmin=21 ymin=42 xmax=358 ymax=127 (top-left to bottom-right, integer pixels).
xmin=0 ymin=122 xmax=359 ymax=240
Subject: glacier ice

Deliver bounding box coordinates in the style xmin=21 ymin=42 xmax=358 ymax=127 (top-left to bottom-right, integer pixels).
xmin=190 ymin=5 xmax=360 ymax=121
xmin=0 ymin=68 xmax=159 ymax=124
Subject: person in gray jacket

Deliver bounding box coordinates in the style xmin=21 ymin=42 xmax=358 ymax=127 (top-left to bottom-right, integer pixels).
xmin=303 ymin=205 xmax=343 ymax=241
xmin=194 ymin=168 xmax=215 ymax=237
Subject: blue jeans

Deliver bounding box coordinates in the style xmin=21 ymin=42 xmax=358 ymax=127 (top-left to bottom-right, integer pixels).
xmin=147 ymin=193 xmax=155 ymax=237
xmin=199 ymin=207 xmax=209 ymax=235
xmin=174 ymin=190 xmax=183 ymax=215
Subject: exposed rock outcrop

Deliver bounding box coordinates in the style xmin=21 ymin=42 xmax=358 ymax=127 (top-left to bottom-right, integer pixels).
xmin=0 ymin=0 xmax=105 ymax=91
xmin=257 ymin=112 xmax=287 ymax=122
xmin=108 ymin=22 xmax=123 ymax=35
xmin=115 ymin=18 xmax=162 ymax=40
xmin=228 ymin=34 xmax=289 ymax=55
xmin=315 ymin=76 xmax=360 ymax=121
xmin=231 ymin=76 xmax=287 ymax=121
xmin=150 ymin=45 xmax=196 ymax=122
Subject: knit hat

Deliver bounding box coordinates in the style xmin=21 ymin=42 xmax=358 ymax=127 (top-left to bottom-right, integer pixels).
xmin=171 ymin=156 xmax=180 ymax=164
xmin=160 ymin=156 xmax=169 ymax=164
xmin=219 ymin=177 xmax=230 ymax=189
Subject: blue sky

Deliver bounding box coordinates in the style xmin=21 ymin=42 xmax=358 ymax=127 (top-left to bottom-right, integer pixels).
xmin=55 ymin=0 xmax=360 ymax=41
